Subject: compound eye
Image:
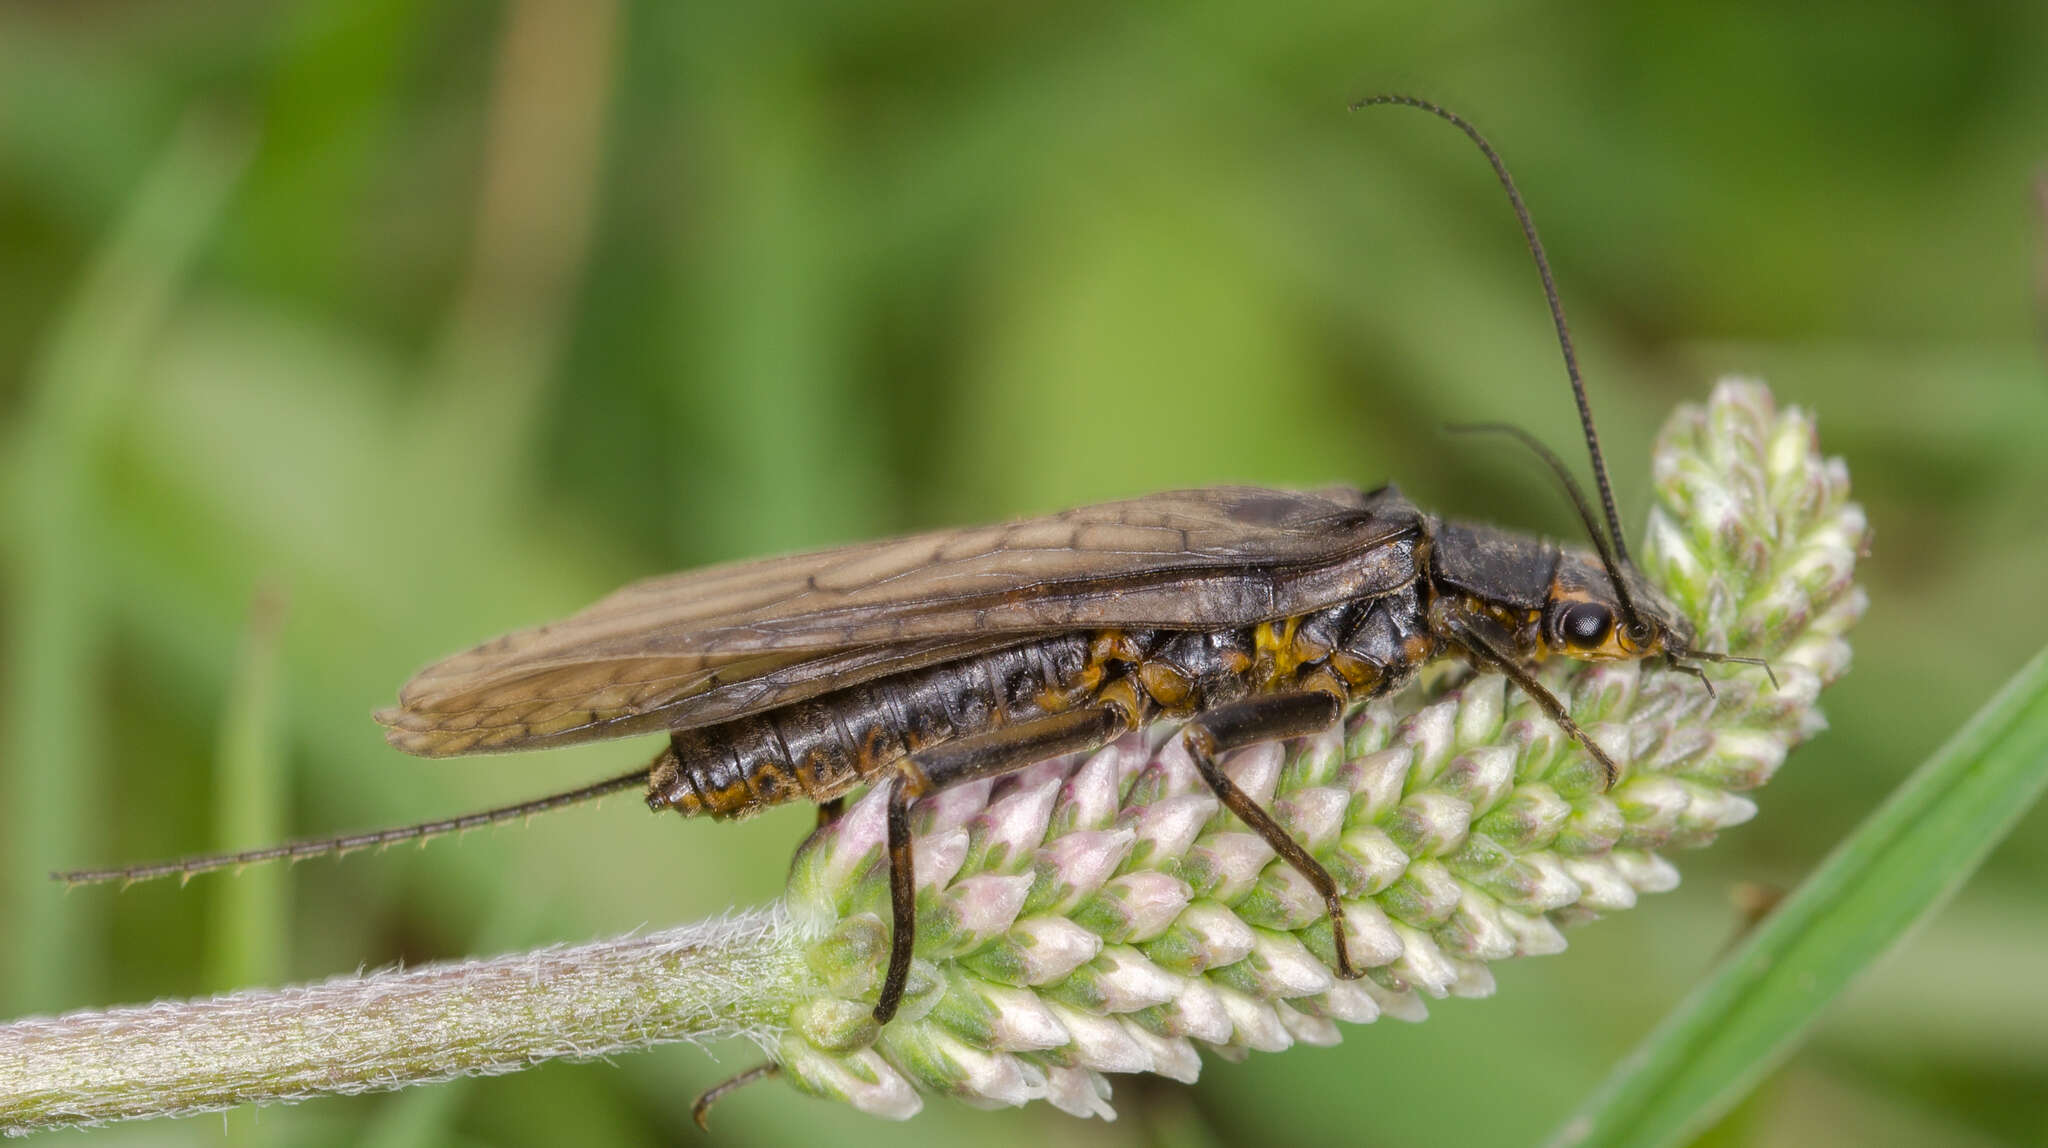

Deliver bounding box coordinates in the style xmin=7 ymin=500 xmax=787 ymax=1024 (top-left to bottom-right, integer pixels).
xmin=1559 ymin=601 xmax=1613 ymax=647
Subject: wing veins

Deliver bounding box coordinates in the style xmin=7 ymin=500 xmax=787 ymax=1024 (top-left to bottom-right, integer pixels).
xmin=380 ymin=486 xmax=1423 ymax=756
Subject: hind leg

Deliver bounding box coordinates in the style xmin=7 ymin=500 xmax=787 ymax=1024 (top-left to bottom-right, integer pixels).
xmin=875 ymin=705 xmax=1133 ymax=1023
xmin=690 ymin=1062 xmax=780 ymax=1131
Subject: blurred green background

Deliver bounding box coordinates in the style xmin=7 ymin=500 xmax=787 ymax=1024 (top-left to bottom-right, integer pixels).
xmin=4 ymin=1 xmax=2046 ymax=1145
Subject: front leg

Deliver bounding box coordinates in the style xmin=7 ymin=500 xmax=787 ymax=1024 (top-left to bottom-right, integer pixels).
xmin=1177 ymin=690 xmax=1360 ymax=979
xmin=1431 ymin=602 xmax=1621 ymax=789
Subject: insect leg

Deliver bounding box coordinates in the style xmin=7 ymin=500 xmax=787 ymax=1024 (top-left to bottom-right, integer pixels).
xmin=691 ymin=1061 xmax=780 ymax=1131
xmin=1439 ymin=613 xmax=1622 ymax=789
xmin=792 ymin=795 xmax=853 ymax=864
xmin=1176 ymin=691 xmax=1359 ymax=979
xmin=877 ymin=704 xmax=1134 ymax=1024
xmin=1667 ymin=658 xmax=1718 ymax=699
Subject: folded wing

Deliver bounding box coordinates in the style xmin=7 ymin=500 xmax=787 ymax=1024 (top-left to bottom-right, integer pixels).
xmin=379 ymin=485 xmax=1421 ymax=756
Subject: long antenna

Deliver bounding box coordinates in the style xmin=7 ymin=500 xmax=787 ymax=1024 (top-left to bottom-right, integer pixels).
xmin=55 ymin=765 xmax=651 ymax=886
xmin=1351 ymin=94 xmax=1634 ymax=574
xmin=1445 ymin=422 xmax=1644 ymax=625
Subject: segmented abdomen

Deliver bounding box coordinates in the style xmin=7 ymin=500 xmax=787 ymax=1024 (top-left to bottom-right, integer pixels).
xmin=647 ymin=634 xmax=1097 ymax=819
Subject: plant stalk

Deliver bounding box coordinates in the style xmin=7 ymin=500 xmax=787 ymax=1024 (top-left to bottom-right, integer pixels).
xmin=0 ymin=910 xmax=806 ymax=1136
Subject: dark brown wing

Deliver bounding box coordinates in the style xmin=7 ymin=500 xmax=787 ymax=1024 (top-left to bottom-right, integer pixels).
xmin=379 ymin=485 xmax=1421 ymax=756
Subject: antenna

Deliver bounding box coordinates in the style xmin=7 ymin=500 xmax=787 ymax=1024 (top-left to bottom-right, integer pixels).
xmin=55 ymin=765 xmax=651 ymax=886
xmin=1444 ymin=421 xmax=1644 ymax=625
xmin=1350 ymin=94 xmax=1638 ymax=589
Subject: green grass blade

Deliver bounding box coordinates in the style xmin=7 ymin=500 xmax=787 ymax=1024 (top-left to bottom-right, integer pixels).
xmin=1549 ymin=644 xmax=2048 ymax=1148
xmin=2 ymin=117 xmax=249 ymax=1014
xmin=205 ymin=586 xmax=292 ymax=994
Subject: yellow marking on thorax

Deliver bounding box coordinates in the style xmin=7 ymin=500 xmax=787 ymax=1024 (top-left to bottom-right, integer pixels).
xmin=1255 ymin=616 xmax=1305 ymax=683
xmin=1035 ymin=630 xmax=1133 ymax=714
xmin=1091 ymin=629 xmax=1145 ymax=664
